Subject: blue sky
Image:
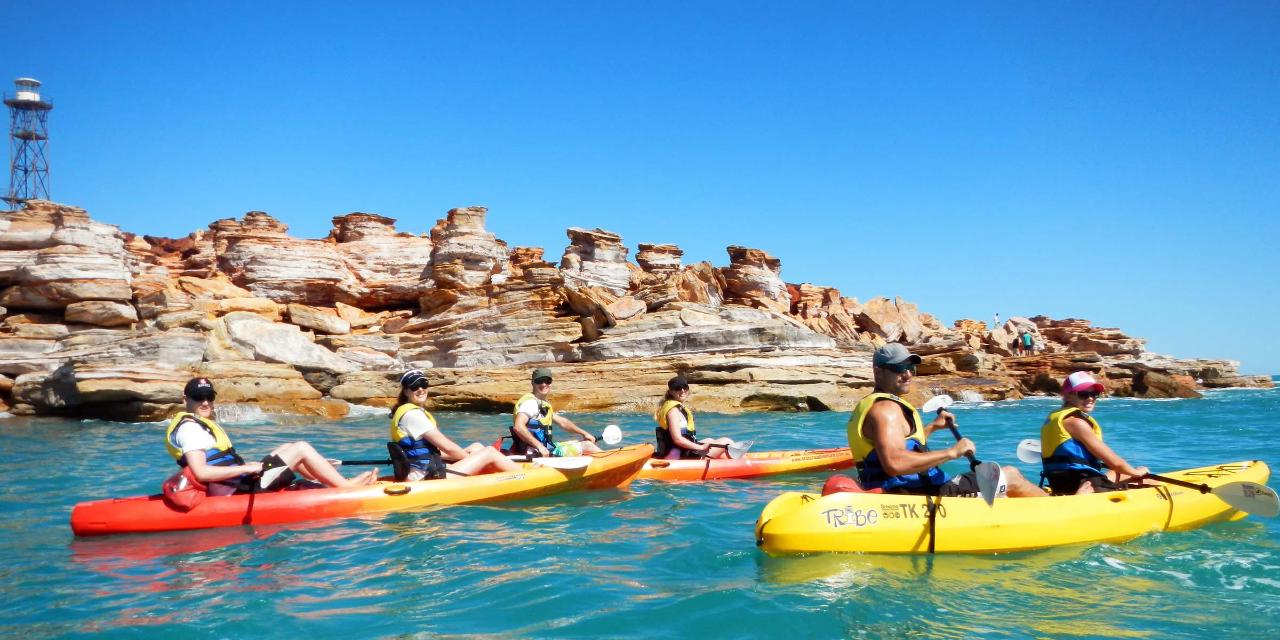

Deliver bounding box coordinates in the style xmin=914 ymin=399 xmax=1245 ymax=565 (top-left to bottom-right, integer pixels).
xmin=4 ymin=2 xmax=1278 ymax=374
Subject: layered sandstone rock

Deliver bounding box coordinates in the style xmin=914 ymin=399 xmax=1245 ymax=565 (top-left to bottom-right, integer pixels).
xmin=560 ymin=227 xmax=634 ymax=294
xmin=0 ymin=199 xmax=1267 ymax=420
xmin=720 ymin=246 xmax=789 ymax=313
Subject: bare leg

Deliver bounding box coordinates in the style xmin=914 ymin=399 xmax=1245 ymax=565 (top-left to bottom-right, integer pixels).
xmin=702 ymin=437 xmax=735 ymax=459
xmin=1001 ymin=466 xmax=1048 ymax=497
xmin=271 ymin=441 xmax=376 ymax=488
xmin=449 ymin=447 xmax=521 ymax=475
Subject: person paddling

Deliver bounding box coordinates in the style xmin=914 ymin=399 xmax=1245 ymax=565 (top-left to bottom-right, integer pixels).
xmin=165 ymin=377 xmax=376 ymax=494
xmin=653 ymin=376 xmax=736 ymax=459
xmin=390 ymin=370 xmax=520 ymax=479
xmin=510 ymin=367 xmax=601 ymax=457
xmin=847 ymin=344 xmax=1044 ymax=497
xmin=1040 ymin=371 xmax=1149 ymax=494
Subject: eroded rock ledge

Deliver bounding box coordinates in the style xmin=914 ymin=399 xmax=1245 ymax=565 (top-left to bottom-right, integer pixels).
xmin=0 ymin=200 xmax=1269 ymax=421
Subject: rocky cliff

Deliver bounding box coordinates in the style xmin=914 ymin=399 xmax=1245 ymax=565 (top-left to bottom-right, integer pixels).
xmin=0 ymin=200 xmax=1269 ymax=421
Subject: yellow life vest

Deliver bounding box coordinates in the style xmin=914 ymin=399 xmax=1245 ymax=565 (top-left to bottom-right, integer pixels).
xmin=513 ymin=393 xmax=556 ymax=427
xmin=390 ymin=403 xmax=437 ymax=442
xmin=845 ymin=392 xmax=947 ymax=492
xmin=846 ymin=392 xmax=925 ymax=463
xmin=164 ymin=411 xmax=238 ymax=467
xmin=654 ymin=399 xmax=696 ymax=435
xmin=1040 ymin=406 xmax=1105 ymax=474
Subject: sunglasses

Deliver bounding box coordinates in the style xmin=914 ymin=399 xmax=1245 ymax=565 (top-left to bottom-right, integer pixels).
xmin=1075 ymin=390 xmax=1101 ymax=400
xmin=672 ymin=385 xmax=690 ymax=392
xmin=534 ymin=377 xmax=553 ymax=385
xmin=880 ymin=362 xmax=917 ymax=374
xmin=189 ymin=392 xmax=216 ymax=403
xmin=408 ymin=382 xmax=429 ymax=391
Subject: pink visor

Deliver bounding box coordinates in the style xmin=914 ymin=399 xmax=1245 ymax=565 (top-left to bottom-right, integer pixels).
xmin=1062 ymin=371 xmax=1105 ymax=394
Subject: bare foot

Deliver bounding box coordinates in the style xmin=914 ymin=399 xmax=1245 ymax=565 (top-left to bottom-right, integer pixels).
xmin=353 ymin=470 xmax=378 ymax=486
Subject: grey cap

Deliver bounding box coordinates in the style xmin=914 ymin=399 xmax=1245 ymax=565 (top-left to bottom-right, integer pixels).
xmin=531 ymin=367 xmax=554 ymax=382
xmin=872 ymin=343 xmax=922 ymax=367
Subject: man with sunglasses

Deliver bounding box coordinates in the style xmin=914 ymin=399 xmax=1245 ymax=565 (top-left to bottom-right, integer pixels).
xmin=164 ymin=377 xmax=376 ymax=495
xmin=1040 ymin=371 xmax=1148 ymax=495
xmin=510 ymin=367 xmax=601 ymax=457
xmin=847 ymin=344 xmax=1044 ymax=497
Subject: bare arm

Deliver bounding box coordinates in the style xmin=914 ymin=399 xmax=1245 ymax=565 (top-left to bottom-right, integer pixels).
xmin=866 ymin=401 xmax=971 ymax=477
xmin=422 ymin=428 xmax=468 ymax=462
xmin=183 ymin=450 xmax=261 ymax=484
xmin=554 ymin=413 xmax=596 ymax=443
xmin=1063 ymin=416 xmax=1146 ymax=477
xmin=664 ymin=407 xmax=707 ymax=453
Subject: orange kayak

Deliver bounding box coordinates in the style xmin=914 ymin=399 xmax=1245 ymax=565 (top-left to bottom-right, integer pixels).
xmin=637 ymin=447 xmax=853 ymax=481
xmin=71 ymin=444 xmax=653 ymax=536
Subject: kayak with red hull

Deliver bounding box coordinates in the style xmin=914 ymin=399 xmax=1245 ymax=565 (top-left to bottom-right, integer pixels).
xmin=71 ymin=444 xmax=653 ymax=536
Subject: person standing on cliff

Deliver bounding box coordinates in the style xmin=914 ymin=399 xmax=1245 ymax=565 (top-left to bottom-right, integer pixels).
xmin=165 ymin=377 xmax=377 ymax=494
xmin=846 ymin=344 xmax=1045 ymax=497
xmin=510 ymin=367 xmax=602 ymax=457
xmin=993 ymin=313 xmax=999 ymax=330
xmin=1021 ymin=330 xmax=1035 ymax=355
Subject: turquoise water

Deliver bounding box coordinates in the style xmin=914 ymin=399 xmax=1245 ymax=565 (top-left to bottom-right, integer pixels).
xmin=3 ymin=383 xmax=1279 ymax=639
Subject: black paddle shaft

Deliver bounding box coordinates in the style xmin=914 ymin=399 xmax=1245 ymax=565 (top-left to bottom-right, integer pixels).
xmin=945 ymin=423 xmax=981 ymax=471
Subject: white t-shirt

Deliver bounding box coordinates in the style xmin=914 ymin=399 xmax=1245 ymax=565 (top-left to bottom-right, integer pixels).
xmin=398 ymin=406 xmax=439 ymax=440
xmin=172 ymin=420 xmax=218 ymax=456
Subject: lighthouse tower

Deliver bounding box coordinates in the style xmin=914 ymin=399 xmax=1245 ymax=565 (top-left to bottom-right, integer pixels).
xmin=4 ymin=77 xmax=53 ymax=206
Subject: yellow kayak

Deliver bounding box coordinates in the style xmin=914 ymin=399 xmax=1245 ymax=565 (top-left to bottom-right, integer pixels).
xmin=755 ymin=460 xmax=1272 ymax=555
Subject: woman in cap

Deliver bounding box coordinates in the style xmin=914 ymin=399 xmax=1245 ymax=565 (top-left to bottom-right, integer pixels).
xmin=1040 ymin=371 xmax=1149 ymax=494
xmin=654 ymin=376 xmax=736 ymax=460
xmin=166 ymin=377 xmax=377 ymax=494
xmin=391 ymin=370 xmax=521 ymax=479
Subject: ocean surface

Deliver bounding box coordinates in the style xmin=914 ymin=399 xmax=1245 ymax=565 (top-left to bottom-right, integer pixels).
xmin=3 ymin=380 xmax=1278 ymax=639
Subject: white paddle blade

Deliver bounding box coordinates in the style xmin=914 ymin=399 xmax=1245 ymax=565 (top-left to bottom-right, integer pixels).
xmin=531 ymin=456 xmax=592 ymax=471
xmin=1215 ymin=481 xmax=1280 ymax=518
xmin=975 ymin=461 xmax=1006 ymax=506
xmin=1016 ymin=439 xmax=1042 ymax=464
xmin=726 ymin=440 xmax=754 ymax=459
xmin=600 ymin=424 xmax=623 ymax=446
xmin=921 ymin=394 xmax=954 ymax=414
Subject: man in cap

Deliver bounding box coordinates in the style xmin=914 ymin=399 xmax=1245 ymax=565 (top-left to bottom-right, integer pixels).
xmin=1039 ymin=371 xmax=1149 ymax=494
xmin=510 ymin=367 xmax=601 ymax=457
xmin=846 ymin=344 xmax=1044 ymax=496
xmin=164 ymin=377 xmax=376 ymax=494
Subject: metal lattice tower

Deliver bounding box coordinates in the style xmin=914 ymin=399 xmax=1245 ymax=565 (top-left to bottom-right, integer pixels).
xmin=4 ymin=77 xmax=53 ymax=206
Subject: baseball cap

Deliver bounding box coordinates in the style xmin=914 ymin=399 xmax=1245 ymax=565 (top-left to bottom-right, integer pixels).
xmin=872 ymin=343 xmax=922 ymax=367
xmin=667 ymin=375 xmax=689 ymax=390
xmin=531 ymin=367 xmax=553 ymax=382
xmin=183 ymin=377 xmax=216 ymax=399
xmin=399 ymin=369 xmax=428 ymax=388
xmin=1062 ymin=371 xmax=1105 ymax=394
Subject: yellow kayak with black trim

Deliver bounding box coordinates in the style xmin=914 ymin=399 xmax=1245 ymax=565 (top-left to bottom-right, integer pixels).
xmin=755 ymin=460 xmax=1271 ymax=555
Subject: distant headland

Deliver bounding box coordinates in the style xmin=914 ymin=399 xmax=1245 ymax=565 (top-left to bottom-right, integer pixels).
xmin=0 ymin=200 xmax=1269 ymax=421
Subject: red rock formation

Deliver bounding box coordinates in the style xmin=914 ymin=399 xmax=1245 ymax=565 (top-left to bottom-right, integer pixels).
xmin=720 ymin=246 xmax=789 ymax=313
xmin=560 ymin=227 xmax=633 ymax=294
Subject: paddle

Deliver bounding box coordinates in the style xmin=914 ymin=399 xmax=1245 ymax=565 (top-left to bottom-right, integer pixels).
xmin=1014 ymin=440 xmax=1279 ymax=517
xmin=708 ymin=440 xmax=754 ymax=459
xmin=328 ymin=457 xmax=471 ymax=477
xmin=921 ymin=394 xmax=1005 ymax=506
